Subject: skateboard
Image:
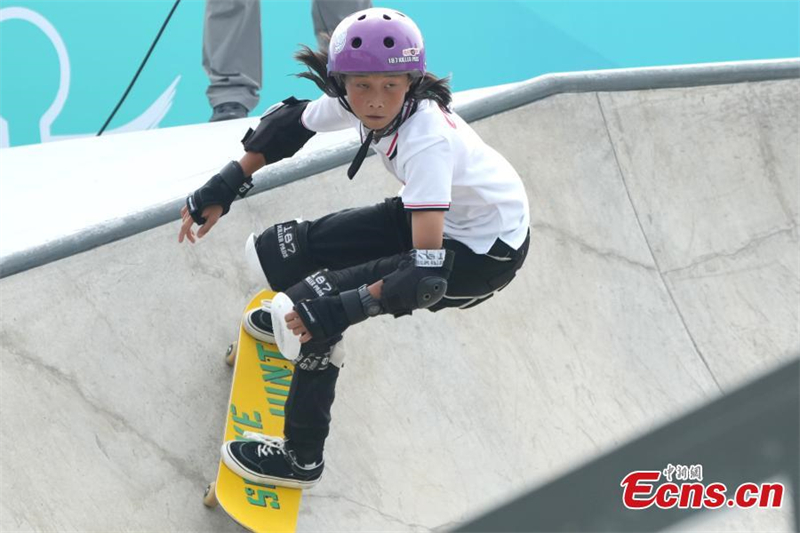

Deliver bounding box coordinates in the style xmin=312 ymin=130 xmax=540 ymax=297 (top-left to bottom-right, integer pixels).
xmin=203 ymin=289 xmax=302 ymax=533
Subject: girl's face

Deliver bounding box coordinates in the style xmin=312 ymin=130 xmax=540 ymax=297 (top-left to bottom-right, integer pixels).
xmin=344 ymin=74 xmax=413 ymax=131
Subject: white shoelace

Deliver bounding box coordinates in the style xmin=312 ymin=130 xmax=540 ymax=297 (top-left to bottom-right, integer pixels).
xmin=243 ymin=431 xmax=322 ymax=470
xmin=243 ymin=431 xmax=285 ymax=459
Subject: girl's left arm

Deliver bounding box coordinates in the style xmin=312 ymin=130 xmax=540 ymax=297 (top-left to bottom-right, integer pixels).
xmin=363 ymin=210 xmax=445 ymax=298
xmin=410 ymin=210 xmax=445 ymax=249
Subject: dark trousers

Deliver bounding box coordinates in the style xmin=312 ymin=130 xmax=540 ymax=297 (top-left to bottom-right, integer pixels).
xmin=261 ymin=197 xmax=530 ymax=460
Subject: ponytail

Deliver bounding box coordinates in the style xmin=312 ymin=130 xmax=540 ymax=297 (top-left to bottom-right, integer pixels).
xmin=411 ymin=74 xmax=452 ymax=110
xmin=294 ymin=45 xmax=341 ymax=97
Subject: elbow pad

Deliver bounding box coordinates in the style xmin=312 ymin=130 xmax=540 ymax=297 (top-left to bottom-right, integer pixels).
xmin=380 ymin=249 xmax=456 ymax=317
xmin=241 ymin=97 xmax=317 ymax=164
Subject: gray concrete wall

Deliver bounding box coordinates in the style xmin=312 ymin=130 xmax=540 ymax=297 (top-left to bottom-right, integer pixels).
xmin=1 ymin=78 xmax=798 ymax=532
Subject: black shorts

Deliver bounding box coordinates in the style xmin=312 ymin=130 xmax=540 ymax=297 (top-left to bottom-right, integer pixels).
xmin=257 ymin=197 xmax=530 ymax=312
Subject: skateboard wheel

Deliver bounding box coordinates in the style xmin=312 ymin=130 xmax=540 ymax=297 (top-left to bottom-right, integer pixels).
xmin=203 ymin=482 xmax=219 ymax=507
xmin=225 ymin=342 xmax=237 ymax=367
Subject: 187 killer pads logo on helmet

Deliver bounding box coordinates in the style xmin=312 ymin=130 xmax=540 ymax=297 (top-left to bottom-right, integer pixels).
xmin=327 ymin=7 xmax=426 ymax=78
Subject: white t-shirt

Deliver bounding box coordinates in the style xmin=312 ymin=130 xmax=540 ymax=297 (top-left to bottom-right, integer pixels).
xmin=301 ymin=96 xmax=530 ymax=254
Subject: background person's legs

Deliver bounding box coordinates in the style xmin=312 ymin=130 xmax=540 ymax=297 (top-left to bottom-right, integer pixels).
xmin=203 ymin=0 xmax=372 ymax=122
xmin=203 ymin=0 xmax=262 ymax=121
xmin=312 ymin=0 xmax=373 ymax=50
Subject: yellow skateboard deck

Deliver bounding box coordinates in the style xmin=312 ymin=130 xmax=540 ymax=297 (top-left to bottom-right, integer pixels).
xmin=204 ymin=290 xmax=302 ymax=533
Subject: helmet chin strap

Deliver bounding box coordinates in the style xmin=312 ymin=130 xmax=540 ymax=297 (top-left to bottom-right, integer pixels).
xmin=347 ymin=129 xmax=374 ymax=179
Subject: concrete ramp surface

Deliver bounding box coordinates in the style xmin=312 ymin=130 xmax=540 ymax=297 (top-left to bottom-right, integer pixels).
xmin=1 ymin=71 xmax=798 ymax=531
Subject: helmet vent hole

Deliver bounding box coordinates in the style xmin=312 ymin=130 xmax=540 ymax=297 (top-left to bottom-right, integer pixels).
xmin=396 ymin=12 xmax=406 ymax=17
xmin=383 ymin=37 xmax=395 ymax=48
xmin=352 ymin=37 xmax=362 ymax=48
xmin=358 ymin=14 xmax=366 ymax=20
xmin=383 ymin=14 xmax=391 ymax=20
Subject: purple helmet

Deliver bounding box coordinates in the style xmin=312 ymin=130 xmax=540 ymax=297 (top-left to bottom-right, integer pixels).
xmin=327 ymin=8 xmax=426 ymax=78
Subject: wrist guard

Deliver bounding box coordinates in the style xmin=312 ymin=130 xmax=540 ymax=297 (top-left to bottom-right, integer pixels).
xmin=294 ymin=297 xmax=351 ymax=342
xmin=186 ymin=161 xmax=253 ymax=225
xmin=293 ymin=284 xmax=383 ymax=344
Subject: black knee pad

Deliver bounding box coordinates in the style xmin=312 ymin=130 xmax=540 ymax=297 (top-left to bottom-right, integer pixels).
xmin=296 ymin=334 xmax=343 ymax=372
xmin=285 ymin=269 xmax=340 ymax=302
xmin=254 ymin=220 xmax=318 ymax=291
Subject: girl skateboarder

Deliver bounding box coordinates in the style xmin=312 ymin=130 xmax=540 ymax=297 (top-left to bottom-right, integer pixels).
xmin=179 ymin=7 xmax=530 ymax=489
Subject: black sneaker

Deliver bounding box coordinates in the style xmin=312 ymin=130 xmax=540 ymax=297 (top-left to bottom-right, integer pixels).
xmin=209 ymin=102 xmax=248 ymax=122
xmin=244 ymin=300 xmax=275 ymax=343
xmin=221 ymin=432 xmax=323 ymax=489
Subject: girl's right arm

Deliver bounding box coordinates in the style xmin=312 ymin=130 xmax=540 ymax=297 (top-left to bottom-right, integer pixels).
xmin=179 ymin=97 xmax=319 ymax=244
xmin=179 ymin=94 xmax=354 ymax=244
xmin=239 ymin=151 xmax=266 ymax=176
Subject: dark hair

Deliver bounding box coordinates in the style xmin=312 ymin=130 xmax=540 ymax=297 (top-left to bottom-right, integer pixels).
xmin=294 ymin=44 xmax=453 ymax=109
